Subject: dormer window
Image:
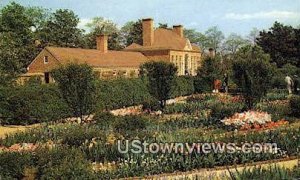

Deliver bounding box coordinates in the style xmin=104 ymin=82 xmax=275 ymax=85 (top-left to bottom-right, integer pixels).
xmin=44 ymin=56 xmax=49 ymax=64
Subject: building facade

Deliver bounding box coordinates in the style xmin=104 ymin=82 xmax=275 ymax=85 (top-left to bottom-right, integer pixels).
xmin=23 ymin=18 xmax=201 ymax=83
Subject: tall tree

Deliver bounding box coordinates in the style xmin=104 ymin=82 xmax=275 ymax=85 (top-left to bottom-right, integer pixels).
xmin=184 ymin=29 xmax=207 ymax=50
xmin=83 ymin=17 xmax=123 ymax=50
xmin=121 ymin=20 xmax=143 ymax=46
xmin=232 ymin=45 xmax=274 ymax=108
xmin=194 ymin=55 xmax=222 ymax=92
xmin=204 ymin=26 xmax=225 ymax=53
xmin=0 ymin=2 xmax=36 ymax=84
xmin=223 ymin=33 xmax=248 ymax=54
xmin=140 ymin=61 xmax=177 ymax=109
xmin=257 ymin=22 xmax=299 ymax=67
xmin=39 ymin=9 xmax=83 ymax=47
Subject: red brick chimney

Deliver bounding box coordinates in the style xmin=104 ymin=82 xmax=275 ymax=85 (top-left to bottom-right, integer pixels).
xmin=96 ymin=35 xmax=108 ymax=53
xmin=173 ymin=25 xmax=183 ymax=38
xmin=142 ymin=18 xmax=154 ymax=46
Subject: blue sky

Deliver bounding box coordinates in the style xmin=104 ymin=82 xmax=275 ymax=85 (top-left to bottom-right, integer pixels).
xmin=1 ymin=0 xmax=300 ymax=36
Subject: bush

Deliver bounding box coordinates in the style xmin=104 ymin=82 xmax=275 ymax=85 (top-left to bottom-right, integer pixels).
xmin=114 ymin=115 xmax=148 ymax=132
xmin=36 ymin=147 xmax=95 ymax=179
xmin=210 ymin=102 xmax=245 ymax=120
xmin=0 ymin=85 xmax=70 ymax=125
xmin=232 ymin=45 xmax=274 ymax=108
xmin=171 ymin=76 xmax=195 ymax=97
xmin=290 ymin=95 xmax=300 ymax=117
xmin=93 ymin=111 xmax=117 ymax=128
xmin=0 ymin=152 xmax=34 ymax=179
xmin=97 ymin=78 xmax=152 ymax=110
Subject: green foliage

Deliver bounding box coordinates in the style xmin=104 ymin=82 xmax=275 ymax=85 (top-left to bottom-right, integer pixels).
xmin=290 ymin=95 xmax=300 ymax=117
xmin=121 ymin=19 xmax=143 ymax=46
xmin=195 ymin=56 xmax=222 ymax=93
xmin=140 ymin=61 xmax=178 ymax=109
xmin=232 ymin=45 xmax=274 ymax=108
xmin=231 ymin=166 xmax=300 ymax=180
xmin=51 ymin=63 xmax=98 ymax=122
xmin=171 ymin=76 xmax=194 ymax=97
xmin=257 ymin=21 xmax=300 ymax=67
xmin=0 ymin=152 xmax=34 ymax=179
xmin=83 ymin=17 xmax=123 ymax=50
xmin=35 ymin=147 xmax=94 ymax=179
xmin=210 ymin=102 xmax=245 ymax=120
xmin=0 ymin=2 xmax=38 ymax=85
xmin=39 ymin=9 xmax=83 ymax=47
xmin=114 ymin=115 xmax=148 ymax=132
xmin=0 ymin=85 xmax=70 ymax=125
xmin=97 ymin=78 xmax=151 ymax=110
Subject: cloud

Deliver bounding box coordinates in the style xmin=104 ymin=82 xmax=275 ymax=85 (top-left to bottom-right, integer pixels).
xmin=224 ymin=10 xmax=300 ymax=20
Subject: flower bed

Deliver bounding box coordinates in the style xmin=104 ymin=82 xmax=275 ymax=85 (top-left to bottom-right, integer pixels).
xmin=221 ymin=111 xmax=288 ymax=131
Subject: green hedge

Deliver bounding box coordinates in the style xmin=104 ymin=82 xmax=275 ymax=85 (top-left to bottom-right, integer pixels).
xmin=0 ymin=77 xmax=195 ymax=125
xmin=0 ymin=84 xmax=70 ymax=125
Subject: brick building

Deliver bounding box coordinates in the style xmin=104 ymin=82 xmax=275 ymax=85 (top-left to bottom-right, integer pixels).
xmin=22 ymin=18 xmax=201 ymax=83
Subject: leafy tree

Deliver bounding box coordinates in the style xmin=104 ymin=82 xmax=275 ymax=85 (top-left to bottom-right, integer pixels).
xmin=140 ymin=61 xmax=177 ymax=109
xmin=184 ymin=29 xmax=207 ymax=50
xmin=204 ymin=26 xmax=225 ymax=53
xmin=257 ymin=22 xmax=299 ymax=67
xmin=223 ymin=33 xmax=248 ymax=54
xmin=121 ymin=20 xmax=143 ymax=46
xmin=232 ymin=45 xmax=274 ymax=109
xmin=39 ymin=9 xmax=83 ymax=47
xmin=194 ymin=55 xmax=222 ymax=92
xmin=51 ymin=64 xmax=98 ymax=122
xmin=83 ymin=17 xmax=123 ymax=50
xmin=0 ymin=2 xmax=37 ymax=84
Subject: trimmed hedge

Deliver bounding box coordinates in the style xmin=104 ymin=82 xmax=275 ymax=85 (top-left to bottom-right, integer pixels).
xmin=0 ymin=84 xmax=70 ymax=125
xmin=0 ymin=77 xmax=195 ymax=125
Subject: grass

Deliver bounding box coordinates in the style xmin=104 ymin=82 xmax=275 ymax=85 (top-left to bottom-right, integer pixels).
xmin=0 ymin=124 xmax=39 ymax=139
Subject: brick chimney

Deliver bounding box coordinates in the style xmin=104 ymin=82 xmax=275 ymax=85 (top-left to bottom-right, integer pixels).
xmin=142 ymin=18 xmax=154 ymax=46
xmin=173 ymin=25 xmax=183 ymax=38
xmin=96 ymin=35 xmax=108 ymax=53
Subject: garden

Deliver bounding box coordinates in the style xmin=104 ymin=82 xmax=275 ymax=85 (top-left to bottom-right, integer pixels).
xmin=0 ymin=82 xmax=300 ymax=179
xmin=0 ymin=46 xmax=300 ymax=179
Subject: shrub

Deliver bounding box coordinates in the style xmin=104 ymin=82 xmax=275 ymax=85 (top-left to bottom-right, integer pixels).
xmin=141 ymin=96 xmax=161 ymax=111
xmin=0 ymin=152 xmax=34 ymax=179
xmin=36 ymin=147 xmax=95 ymax=179
xmin=93 ymin=111 xmax=117 ymax=128
xmin=114 ymin=115 xmax=148 ymax=132
xmin=51 ymin=63 xmax=98 ymax=122
xmin=194 ymin=56 xmax=222 ymax=93
xmin=290 ymin=95 xmax=300 ymax=117
xmin=210 ymin=102 xmax=245 ymax=120
xmin=232 ymin=45 xmax=274 ymax=109
xmin=97 ymin=78 xmax=152 ymax=110
xmin=171 ymin=76 xmax=194 ymax=97
xmin=140 ymin=61 xmax=177 ymax=109
xmin=0 ymin=85 xmax=70 ymax=125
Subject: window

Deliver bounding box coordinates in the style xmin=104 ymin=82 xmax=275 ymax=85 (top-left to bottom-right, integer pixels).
xmin=44 ymin=56 xmax=49 ymax=64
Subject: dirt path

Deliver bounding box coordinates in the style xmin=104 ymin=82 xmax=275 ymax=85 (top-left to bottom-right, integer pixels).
xmin=134 ymin=158 xmax=299 ymax=180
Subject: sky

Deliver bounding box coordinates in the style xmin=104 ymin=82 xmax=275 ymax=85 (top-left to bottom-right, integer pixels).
xmin=0 ymin=0 xmax=300 ymax=36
